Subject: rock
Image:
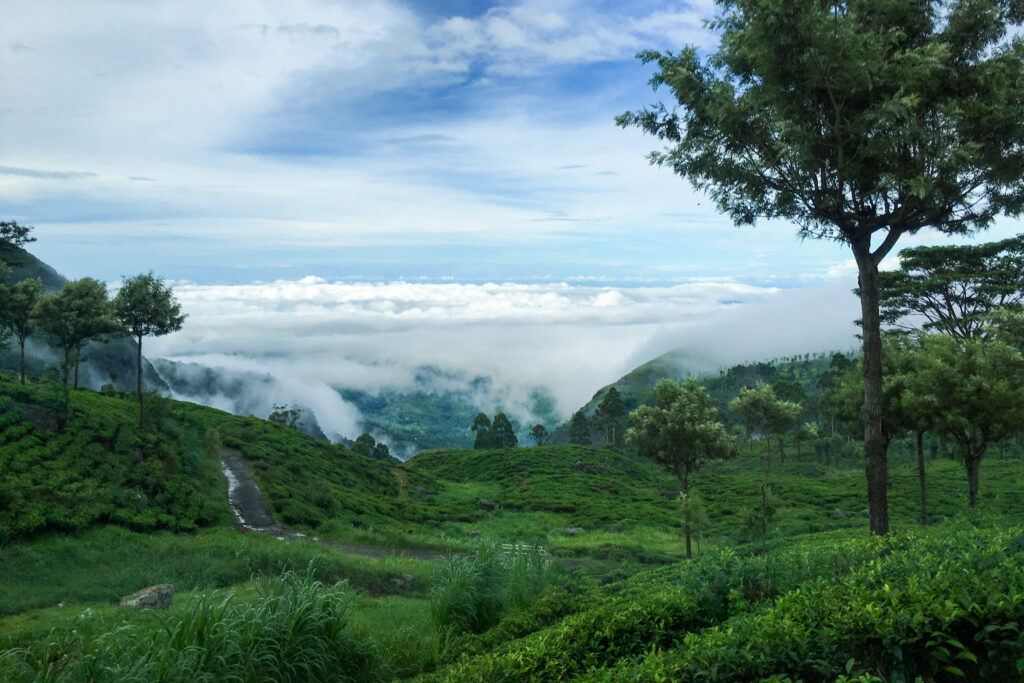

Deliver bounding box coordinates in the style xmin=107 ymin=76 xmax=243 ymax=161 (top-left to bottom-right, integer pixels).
xmin=664 ymin=490 xmax=682 ymax=501
xmin=833 ymin=508 xmax=852 ymax=518
xmin=392 ymin=574 xmax=416 ymax=590
xmin=861 ymin=508 xmax=870 ymax=516
xmin=469 ymin=529 xmax=482 ymax=538
xmin=120 ymin=584 xmax=174 ymax=610
xmin=478 ymin=498 xmax=498 ymax=511
xmin=564 ymin=527 xmax=584 ymax=536
xmin=414 ymin=485 xmax=428 ymax=498
xmin=572 ymin=460 xmax=587 ymax=471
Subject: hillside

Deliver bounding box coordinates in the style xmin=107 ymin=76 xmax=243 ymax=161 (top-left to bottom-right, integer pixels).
xmin=2 ymin=370 xmax=1023 ymax=681
xmin=550 ymin=349 xmax=850 ymax=446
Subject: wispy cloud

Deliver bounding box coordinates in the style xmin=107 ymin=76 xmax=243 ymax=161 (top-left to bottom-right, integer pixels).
xmin=0 ymin=165 xmax=96 ymax=180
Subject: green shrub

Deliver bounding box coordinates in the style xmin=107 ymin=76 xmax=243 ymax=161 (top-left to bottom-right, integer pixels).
xmin=430 ymin=545 xmax=549 ymax=639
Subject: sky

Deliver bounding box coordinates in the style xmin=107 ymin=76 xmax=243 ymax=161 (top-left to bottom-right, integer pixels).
xmin=3 ymin=0 xmax=1022 ymax=435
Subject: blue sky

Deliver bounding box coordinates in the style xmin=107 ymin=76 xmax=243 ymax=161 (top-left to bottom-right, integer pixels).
xmin=3 ymin=0 xmax=1019 ymax=287
xmin=8 ymin=0 xmax=1004 ymax=287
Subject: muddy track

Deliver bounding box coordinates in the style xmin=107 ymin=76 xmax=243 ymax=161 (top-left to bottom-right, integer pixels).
xmin=220 ymin=447 xmax=447 ymax=562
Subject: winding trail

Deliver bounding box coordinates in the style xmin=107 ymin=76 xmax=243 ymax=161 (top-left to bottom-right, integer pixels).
xmin=219 ymin=447 xmax=447 ymax=562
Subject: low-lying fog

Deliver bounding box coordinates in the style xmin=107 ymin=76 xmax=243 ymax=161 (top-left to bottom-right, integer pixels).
xmin=147 ymin=278 xmax=860 ymax=450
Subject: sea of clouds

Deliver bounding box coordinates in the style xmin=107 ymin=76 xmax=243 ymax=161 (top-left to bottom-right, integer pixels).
xmin=146 ymin=278 xmax=861 ymax=443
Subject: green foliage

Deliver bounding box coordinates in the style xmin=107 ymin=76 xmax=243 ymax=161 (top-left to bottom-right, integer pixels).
xmin=268 ymin=403 xmax=303 ymax=430
xmin=0 ymin=525 xmax=437 ymax=616
xmin=597 ymin=524 xmax=1024 ymax=682
xmin=428 ymin=523 xmax=1024 ymax=682
xmin=568 ymin=409 xmax=590 ymax=445
xmin=0 ymin=571 xmax=377 ymax=682
xmin=30 ymin=277 xmax=118 ymax=404
xmin=2 ymin=277 xmax=44 ymax=382
xmin=618 ymin=0 xmax=1024 ymax=535
xmin=0 ymin=220 xmax=35 ymax=250
xmin=489 ymin=412 xmax=517 ymax=449
xmin=430 ymin=544 xmax=547 ymax=639
xmin=906 ymin=332 xmax=1024 ymax=506
xmin=0 ymin=375 xmax=225 ymax=541
xmin=729 ymin=382 xmax=802 ymax=466
xmin=627 ymin=378 xmax=733 ymax=487
xmin=353 ymin=431 xmax=377 ymax=457
xmin=878 ymin=235 xmax=1024 ymax=339
xmin=529 ymin=423 xmax=548 ymax=446
xmin=593 ymin=386 xmax=625 ymax=447
xmin=471 ymin=412 xmax=491 ymax=450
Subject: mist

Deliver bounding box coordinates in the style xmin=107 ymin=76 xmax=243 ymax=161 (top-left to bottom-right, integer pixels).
xmin=146 ymin=278 xmax=861 ymax=450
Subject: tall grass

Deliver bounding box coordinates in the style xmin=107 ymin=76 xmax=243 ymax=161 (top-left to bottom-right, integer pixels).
xmin=430 ymin=544 xmax=549 ymax=639
xmin=0 ymin=570 xmax=378 ymax=682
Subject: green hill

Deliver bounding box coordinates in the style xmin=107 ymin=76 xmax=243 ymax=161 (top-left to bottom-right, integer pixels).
xmin=1 ymin=368 xmax=1023 ymax=681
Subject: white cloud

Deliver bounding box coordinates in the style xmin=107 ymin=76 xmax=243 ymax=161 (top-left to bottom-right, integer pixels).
xmin=147 ymin=278 xmax=861 ymax=442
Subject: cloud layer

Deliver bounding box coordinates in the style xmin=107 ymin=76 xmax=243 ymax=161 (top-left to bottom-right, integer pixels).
xmin=147 ymin=277 xmax=862 ymax=443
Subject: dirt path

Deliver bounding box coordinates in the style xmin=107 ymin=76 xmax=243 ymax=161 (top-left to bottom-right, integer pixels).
xmin=220 ymin=447 xmax=447 ymax=562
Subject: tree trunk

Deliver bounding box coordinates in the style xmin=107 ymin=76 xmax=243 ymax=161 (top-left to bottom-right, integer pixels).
xmin=853 ymin=238 xmax=889 ymax=536
xmin=916 ymin=430 xmax=927 ymax=525
xmin=73 ymin=348 xmax=80 ymax=390
xmin=19 ymin=337 xmax=26 ymax=385
xmin=61 ymin=351 xmax=71 ymax=422
xmin=764 ymin=437 xmax=771 ymax=474
xmin=966 ymin=454 xmax=981 ymax=507
xmin=680 ymin=469 xmax=691 ymax=560
xmin=136 ymin=333 xmax=144 ymax=429
xmin=779 ymin=437 xmax=785 ymax=464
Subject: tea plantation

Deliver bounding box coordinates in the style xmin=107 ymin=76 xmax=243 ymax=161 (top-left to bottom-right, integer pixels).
xmin=1 ymin=371 xmax=1023 ymax=680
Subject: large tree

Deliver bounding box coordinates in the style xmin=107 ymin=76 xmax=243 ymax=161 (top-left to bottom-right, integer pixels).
xmin=878 ymin=235 xmax=1024 ymax=339
xmin=618 ymin=0 xmax=1024 ymax=534
xmin=490 ymin=412 xmax=518 ymax=448
xmin=568 ymin=410 xmax=591 ymax=446
xmin=593 ymin=386 xmax=626 ymax=447
xmin=113 ymin=273 xmax=185 ymax=428
xmin=471 ymin=412 xmax=492 ymax=449
xmin=3 ymin=277 xmax=45 ymax=384
xmin=530 ymin=423 xmax=549 ymax=446
xmin=31 ymin=278 xmax=117 ymax=418
xmin=627 ymin=378 xmax=733 ymax=558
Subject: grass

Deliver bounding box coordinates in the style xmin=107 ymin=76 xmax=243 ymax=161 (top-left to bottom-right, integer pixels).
xmin=0 ymin=571 xmax=378 ymax=682
xmin=0 ymin=525 xmax=438 ymax=618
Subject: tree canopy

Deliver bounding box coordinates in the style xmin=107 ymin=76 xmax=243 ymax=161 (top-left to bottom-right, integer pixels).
xmin=728 ymin=382 xmax=802 ymax=469
xmin=906 ymin=332 xmax=1024 ymax=507
xmin=3 ymin=277 xmax=45 ymax=384
xmin=878 ymin=235 xmax=1024 ymax=339
xmin=114 ymin=273 xmax=185 ymax=427
xmin=471 ymin=412 xmax=492 ymax=449
xmin=31 ymin=278 xmax=118 ymax=418
xmin=0 ymin=220 xmax=35 ymax=250
xmin=568 ymin=410 xmax=590 ymax=446
xmin=618 ymin=0 xmax=1024 ymax=535
xmin=489 ymin=412 xmax=518 ymax=449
